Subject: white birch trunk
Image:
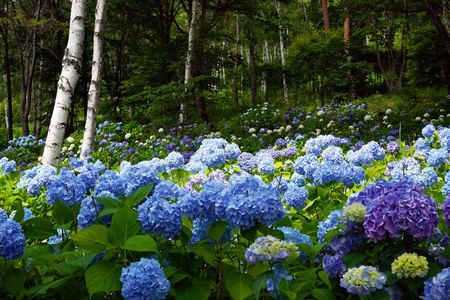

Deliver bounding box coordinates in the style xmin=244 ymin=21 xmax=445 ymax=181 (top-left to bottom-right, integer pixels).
xmin=180 ymin=0 xmax=198 ymax=124
xmin=80 ymin=0 xmax=106 ymax=159
xmin=261 ymin=40 xmax=269 ymax=96
xmin=276 ymin=0 xmax=289 ymax=103
xmin=41 ymin=0 xmax=86 ymax=165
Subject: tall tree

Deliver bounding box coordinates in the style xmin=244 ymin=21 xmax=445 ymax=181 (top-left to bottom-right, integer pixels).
xmin=0 ymin=2 xmax=13 ymax=140
xmin=276 ymin=0 xmax=288 ymax=103
xmin=180 ymin=0 xmax=199 ymax=124
xmin=422 ymin=0 xmax=450 ymax=92
xmin=42 ymin=0 xmax=86 ymax=165
xmin=81 ymin=0 xmax=106 ymax=158
xmin=246 ymin=17 xmax=258 ymax=106
xmin=322 ymin=0 xmax=330 ymax=30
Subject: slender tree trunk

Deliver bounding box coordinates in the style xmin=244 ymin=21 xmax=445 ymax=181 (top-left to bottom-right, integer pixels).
xmin=42 ymin=0 xmax=86 ymax=165
xmin=36 ymin=57 xmax=43 ymax=138
xmin=443 ymin=0 xmax=450 ymax=35
xmin=180 ymin=0 xmax=198 ymax=124
xmin=322 ymin=0 xmax=330 ymax=31
xmin=1 ymin=26 xmax=13 ymax=141
xmin=261 ymin=40 xmax=270 ymax=97
xmin=232 ymin=14 xmax=240 ymax=107
xmin=276 ymin=1 xmax=289 ymax=103
xmin=246 ymin=18 xmax=257 ymax=106
xmin=343 ymin=5 xmax=350 ymax=43
xmin=80 ymin=0 xmax=106 ymax=158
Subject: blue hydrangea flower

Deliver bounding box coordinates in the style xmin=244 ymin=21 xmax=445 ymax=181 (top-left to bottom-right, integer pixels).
xmin=317 ymin=210 xmax=342 ymax=243
xmin=164 ymin=151 xmax=184 ymax=172
xmin=442 ymin=196 xmax=450 ymax=227
xmin=256 ymin=154 xmax=275 ymax=174
xmin=414 ymin=138 xmax=431 ymax=154
xmin=283 ymin=184 xmax=308 ymax=209
xmin=266 ymin=264 xmax=293 ymax=297
xmin=46 ymin=168 xmax=87 ymax=206
xmin=77 ymin=196 xmax=108 ymax=229
xmin=322 ymin=146 xmax=344 ymax=164
xmin=18 ymin=164 xmax=57 ymax=197
xmin=0 ymin=218 xmax=26 ymax=259
xmin=120 ymin=258 xmax=170 ymax=300
xmin=138 ymin=199 xmax=182 ymax=239
xmin=224 ymin=143 xmax=241 ymax=160
xmin=423 ymin=267 xmax=450 ymax=300
xmin=237 ymin=152 xmax=257 ymax=172
xmin=0 ymin=157 xmax=16 ymax=175
xmin=323 ymin=254 xmax=346 ymax=278
xmin=427 ymin=148 xmax=448 ymax=167
xmin=422 ymin=124 xmax=436 ymax=138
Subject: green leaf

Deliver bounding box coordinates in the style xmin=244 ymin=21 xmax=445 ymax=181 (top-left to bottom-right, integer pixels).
xmin=98 ymin=207 xmax=118 ymax=217
xmin=344 ymin=251 xmax=368 ymax=268
xmin=95 ymin=197 xmax=123 ymax=209
xmin=124 ymin=235 xmax=157 ymax=252
xmin=124 ymin=182 xmax=154 ymax=207
xmin=207 ymin=221 xmax=227 ymax=242
xmin=23 ymin=217 xmax=57 ymax=239
xmin=324 ymin=228 xmax=340 ymax=243
xmin=85 ymin=261 xmax=122 ymax=296
xmin=72 ymin=225 xmax=109 ymax=252
xmin=171 ymin=279 xmax=211 ymax=300
xmin=108 ymin=208 xmax=140 ymax=246
xmin=312 ymin=288 xmax=335 ymax=300
xmin=250 ymin=271 xmax=272 ymax=299
xmin=188 ymin=244 xmax=216 ymax=265
xmin=13 ymin=206 xmax=24 ymax=223
xmin=2 ymin=268 xmax=26 ymax=295
xmin=371 ymin=289 xmax=391 ymax=300
xmin=225 ymin=272 xmax=253 ymax=300
xmin=52 ymin=200 xmax=72 ymax=225
xmin=318 ymin=271 xmax=331 ymax=289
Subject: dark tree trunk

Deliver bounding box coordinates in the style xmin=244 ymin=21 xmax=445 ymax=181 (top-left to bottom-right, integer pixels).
xmin=422 ymin=0 xmax=450 ymax=93
xmin=1 ymin=26 xmax=13 ymax=141
xmin=322 ymin=0 xmax=330 ymax=31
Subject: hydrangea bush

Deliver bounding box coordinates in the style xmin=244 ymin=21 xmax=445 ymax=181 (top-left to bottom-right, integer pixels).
xmin=0 ymin=103 xmax=447 ymax=299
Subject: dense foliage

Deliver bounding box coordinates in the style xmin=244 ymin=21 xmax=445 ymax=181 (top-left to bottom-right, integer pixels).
xmin=0 ymin=100 xmax=448 ymax=299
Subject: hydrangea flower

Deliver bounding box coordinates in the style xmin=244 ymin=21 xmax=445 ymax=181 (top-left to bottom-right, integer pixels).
xmin=363 ymin=181 xmax=438 ymax=242
xmin=237 ymin=152 xmax=257 ymax=172
xmin=164 ymin=151 xmax=185 ymax=171
xmin=283 ymin=184 xmax=308 ymax=209
xmin=442 ymin=196 xmax=450 ymax=227
xmin=245 ymin=236 xmax=297 ymax=265
xmin=387 ymin=141 xmax=400 ymax=153
xmin=317 ymin=210 xmax=342 ymax=243
xmin=266 ymin=264 xmax=293 ymax=297
xmin=422 ymin=124 xmax=436 ymax=138
xmin=323 ymin=254 xmax=346 ymax=278
xmin=343 ymin=202 xmax=366 ymax=224
xmin=0 ymin=218 xmax=26 ymax=259
xmin=0 ymin=157 xmax=16 ymax=175
xmin=391 ymin=252 xmax=428 ymax=278
xmin=18 ymin=164 xmax=57 ymax=196
xmin=340 ymin=265 xmax=386 ymax=295
xmin=423 ymin=267 xmax=450 ymax=300
xmin=427 ymin=148 xmax=448 ymax=167
xmin=120 ymin=258 xmax=170 ymax=300
xmin=46 ymin=168 xmax=87 ymax=206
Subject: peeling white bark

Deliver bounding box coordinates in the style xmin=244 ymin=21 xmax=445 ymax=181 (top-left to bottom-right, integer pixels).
xmin=81 ymin=0 xmax=106 ymax=159
xmin=180 ymin=0 xmax=198 ymax=124
xmin=42 ymin=0 xmax=86 ymax=165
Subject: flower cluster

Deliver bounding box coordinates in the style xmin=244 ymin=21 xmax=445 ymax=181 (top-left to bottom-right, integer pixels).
xmin=120 ymin=258 xmax=170 ymax=300
xmin=0 ymin=157 xmax=16 ymax=175
xmin=423 ymin=267 xmax=450 ymax=300
xmin=340 ymin=265 xmax=386 ymax=295
xmin=0 ymin=210 xmax=26 ymax=260
xmin=245 ymin=236 xmax=297 ymax=265
xmin=391 ymin=252 xmax=428 ymax=278
xmin=46 ymin=168 xmax=87 ymax=206
xmin=363 ymin=181 xmax=438 ymax=241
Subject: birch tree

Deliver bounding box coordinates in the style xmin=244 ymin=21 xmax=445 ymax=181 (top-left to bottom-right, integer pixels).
xmin=81 ymin=0 xmax=106 ymax=159
xmin=180 ymin=0 xmax=198 ymax=124
xmin=276 ymin=0 xmax=288 ymax=103
xmin=41 ymin=0 xmax=86 ymax=165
